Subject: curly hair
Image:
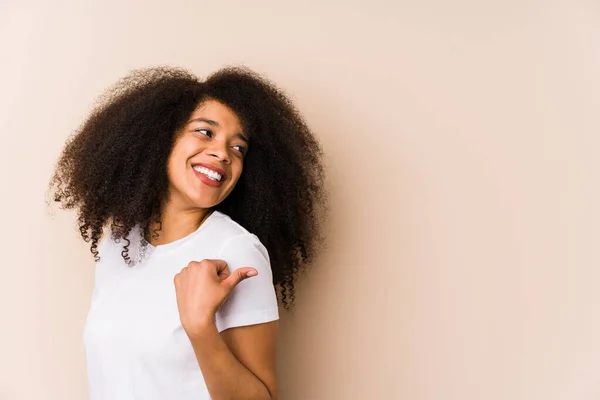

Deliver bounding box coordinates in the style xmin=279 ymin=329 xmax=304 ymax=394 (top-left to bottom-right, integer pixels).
xmin=48 ymin=65 xmax=328 ymax=308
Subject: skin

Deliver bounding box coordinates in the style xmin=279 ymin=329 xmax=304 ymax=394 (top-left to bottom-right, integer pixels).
xmin=150 ymin=99 xmax=278 ymax=399
xmin=150 ymin=98 xmax=248 ymax=244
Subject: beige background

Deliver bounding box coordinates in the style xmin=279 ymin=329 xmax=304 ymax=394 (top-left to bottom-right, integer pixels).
xmin=1 ymin=0 xmax=599 ymax=399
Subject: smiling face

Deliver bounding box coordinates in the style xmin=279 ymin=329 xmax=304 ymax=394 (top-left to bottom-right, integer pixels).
xmin=165 ymin=99 xmax=248 ymax=211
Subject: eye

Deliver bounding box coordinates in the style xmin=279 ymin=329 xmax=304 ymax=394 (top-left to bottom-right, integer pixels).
xmin=194 ymin=128 xmax=212 ymax=137
xmin=233 ymin=145 xmax=247 ymax=156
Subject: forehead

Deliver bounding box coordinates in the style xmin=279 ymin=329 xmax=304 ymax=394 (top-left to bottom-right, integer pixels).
xmin=189 ymin=99 xmax=243 ymax=129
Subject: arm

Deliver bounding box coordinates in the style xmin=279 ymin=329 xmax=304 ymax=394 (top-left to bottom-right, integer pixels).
xmin=174 ymin=233 xmax=280 ymax=400
xmin=188 ymin=320 xmax=278 ymax=400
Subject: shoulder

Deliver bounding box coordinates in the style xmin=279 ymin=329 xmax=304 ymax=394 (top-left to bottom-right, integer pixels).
xmin=209 ymin=211 xmax=268 ymax=258
xmin=208 ymin=212 xmax=272 ymax=277
xmin=209 ymin=210 xmax=253 ymax=237
xmin=213 ymin=213 xmax=278 ymax=332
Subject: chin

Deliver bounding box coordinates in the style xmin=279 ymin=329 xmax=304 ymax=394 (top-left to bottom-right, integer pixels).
xmin=182 ymin=193 xmax=215 ymax=209
xmin=184 ymin=185 xmax=233 ymax=208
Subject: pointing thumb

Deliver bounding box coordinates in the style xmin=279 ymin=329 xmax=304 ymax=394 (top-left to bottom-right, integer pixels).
xmin=224 ymin=267 xmax=258 ymax=289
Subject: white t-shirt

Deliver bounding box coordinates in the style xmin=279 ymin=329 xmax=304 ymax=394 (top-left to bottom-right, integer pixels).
xmin=82 ymin=210 xmax=279 ymax=400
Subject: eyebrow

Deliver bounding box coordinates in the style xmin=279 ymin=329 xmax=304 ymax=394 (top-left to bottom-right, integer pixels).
xmin=189 ymin=117 xmax=249 ymax=144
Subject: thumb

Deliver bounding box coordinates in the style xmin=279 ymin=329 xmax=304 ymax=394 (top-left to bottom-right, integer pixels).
xmin=223 ymin=267 xmax=258 ymax=289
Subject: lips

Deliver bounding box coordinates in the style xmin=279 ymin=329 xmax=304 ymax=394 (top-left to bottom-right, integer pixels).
xmin=191 ymin=162 xmax=228 ymax=182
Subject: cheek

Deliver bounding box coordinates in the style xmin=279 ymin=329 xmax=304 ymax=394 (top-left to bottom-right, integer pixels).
xmin=167 ymin=138 xmax=195 ymax=171
xmin=230 ymin=162 xmax=244 ymax=184
xmin=166 ymin=152 xmax=181 ymax=174
xmin=166 ymin=155 xmax=189 ymax=188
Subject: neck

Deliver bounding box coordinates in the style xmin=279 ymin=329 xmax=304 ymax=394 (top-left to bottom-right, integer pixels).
xmin=147 ymin=201 xmax=213 ymax=247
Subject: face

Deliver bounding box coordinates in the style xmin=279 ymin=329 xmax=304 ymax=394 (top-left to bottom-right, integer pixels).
xmin=166 ymin=99 xmax=248 ymax=211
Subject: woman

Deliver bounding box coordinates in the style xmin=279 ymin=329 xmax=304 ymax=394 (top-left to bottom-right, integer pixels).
xmin=48 ymin=66 xmax=327 ymax=399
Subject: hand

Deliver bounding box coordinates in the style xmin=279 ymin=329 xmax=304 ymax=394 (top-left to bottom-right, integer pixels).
xmin=174 ymin=259 xmax=258 ymax=337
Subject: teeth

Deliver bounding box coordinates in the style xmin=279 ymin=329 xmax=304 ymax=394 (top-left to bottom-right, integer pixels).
xmin=193 ymin=166 xmax=223 ymax=182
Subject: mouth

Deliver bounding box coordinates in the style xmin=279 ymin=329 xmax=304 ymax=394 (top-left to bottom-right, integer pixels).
xmin=191 ymin=163 xmax=227 ymax=184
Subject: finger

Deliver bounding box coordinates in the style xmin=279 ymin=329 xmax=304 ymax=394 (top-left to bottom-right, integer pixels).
xmin=187 ymin=260 xmax=203 ymax=268
xmin=217 ymin=267 xmax=231 ymax=280
xmin=202 ymin=259 xmax=228 ymax=273
xmin=175 ymin=266 xmax=186 ymax=277
xmin=222 ymin=267 xmax=258 ymax=290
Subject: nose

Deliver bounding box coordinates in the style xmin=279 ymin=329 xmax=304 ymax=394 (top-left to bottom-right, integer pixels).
xmin=206 ymin=139 xmax=230 ymax=164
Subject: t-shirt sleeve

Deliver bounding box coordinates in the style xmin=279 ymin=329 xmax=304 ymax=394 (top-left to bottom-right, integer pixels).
xmin=215 ymin=233 xmax=279 ymax=333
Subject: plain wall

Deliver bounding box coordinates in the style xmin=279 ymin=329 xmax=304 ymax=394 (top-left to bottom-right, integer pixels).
xmin=1 ymin=0 xmax=599 ymax=399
